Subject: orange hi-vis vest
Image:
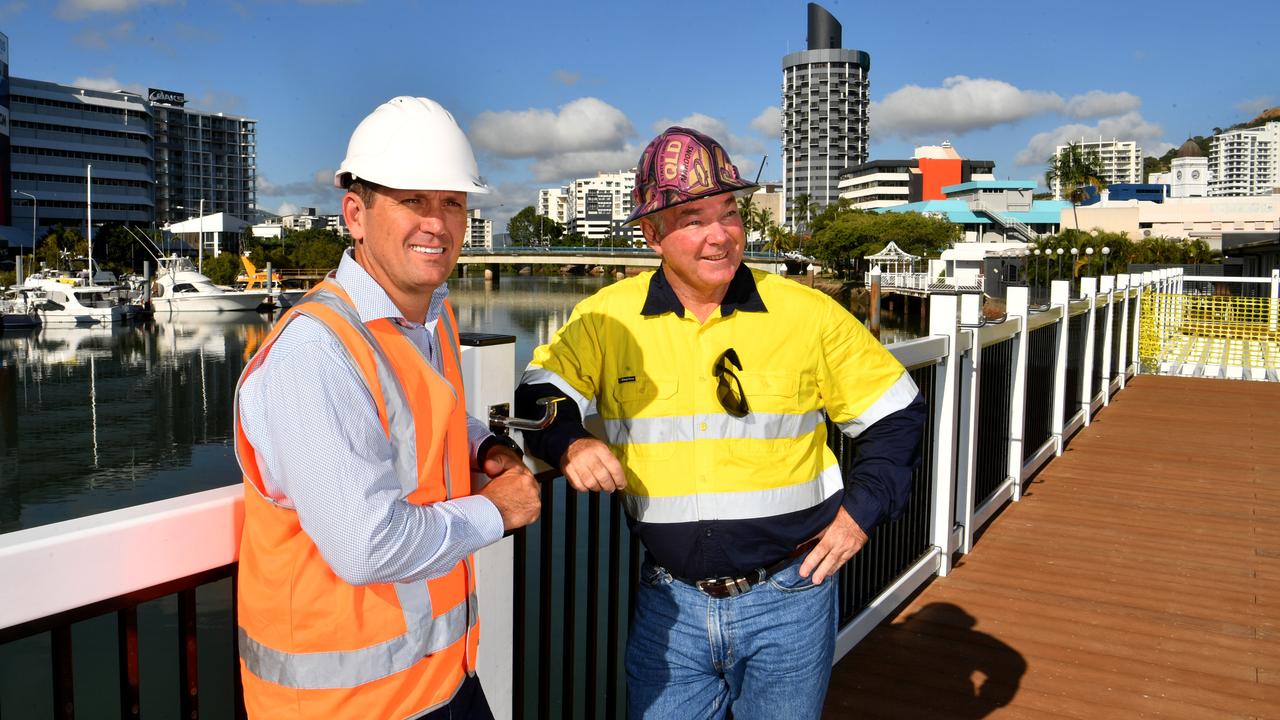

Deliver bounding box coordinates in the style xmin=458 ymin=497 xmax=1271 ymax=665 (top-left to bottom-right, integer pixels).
xmin=234 ymin=280 xmax=479 ymax=720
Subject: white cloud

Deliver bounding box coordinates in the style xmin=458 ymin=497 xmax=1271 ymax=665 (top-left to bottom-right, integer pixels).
xmin=257 ymin=170 xmax=335 ymax=199
xmin=471 ymin=97 xmax=633 ymax=158
xmin=1065 ymin=90 xmax=1141 ymax=119
xmin=56 ymin=0 xmax=174 ymax=20
xmin=872 ymin=76 xmax=1064 ymax=139
xmin=750 ymin=106 xmax=781 ymax=138
xmin=1014 ymin=112 xmax=1170 ymax=167
xmin=651 ymin=113 xmax=765 ymax=169
xmin=1235 ymin=95 xmax=1275 ymax=118
xmin=275 ymin=201 xmax=301 ymax=217
xmin=191 ymin=90 xmax=244 ymax=114
xmin=70 ymin=76 xmax=146 ymax=95
xmin=552 ymin=69 xmax=580 ymax=86
xmin=530 ymin=147 xmax=641 ymax=183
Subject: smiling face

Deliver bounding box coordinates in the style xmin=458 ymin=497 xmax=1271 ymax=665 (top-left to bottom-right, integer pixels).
xmin=641 ymin=193 xmax=745 ymax=312
xmin=344 ymin=186 xmax=467 ymax=322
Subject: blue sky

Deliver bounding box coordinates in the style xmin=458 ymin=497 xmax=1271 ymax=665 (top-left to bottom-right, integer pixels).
xmin=4 ymin=0 xmax=1276 ymax=230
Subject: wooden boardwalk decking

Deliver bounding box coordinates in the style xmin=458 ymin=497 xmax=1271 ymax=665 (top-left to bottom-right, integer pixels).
xmin=825 ymin=375 xmax=1280 ymax=719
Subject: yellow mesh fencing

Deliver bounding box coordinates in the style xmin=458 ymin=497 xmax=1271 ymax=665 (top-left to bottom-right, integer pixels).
xmin=1139 ymin=293 xmax=1280 ymax=378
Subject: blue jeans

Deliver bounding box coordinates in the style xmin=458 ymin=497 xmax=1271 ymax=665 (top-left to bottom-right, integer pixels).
xmin=625 ymin=557 xmax=838 ymax=720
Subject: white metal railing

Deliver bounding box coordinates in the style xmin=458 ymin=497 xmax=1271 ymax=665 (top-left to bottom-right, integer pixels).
xmin=968 ymin=200 xmax=1037 ymax=241
xmin=878 ymin=271 xmax=984 ymax=293
xmin=1 ymin=271 xmax=1164 ymax=716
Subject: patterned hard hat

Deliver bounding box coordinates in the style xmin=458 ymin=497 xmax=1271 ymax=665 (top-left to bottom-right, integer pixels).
xmin=624 ymin=126 xmax=757 ymax=225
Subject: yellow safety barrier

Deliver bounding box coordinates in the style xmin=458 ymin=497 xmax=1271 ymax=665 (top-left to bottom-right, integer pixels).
xmin=1139 ymin=293 xmax=1280 ymax=379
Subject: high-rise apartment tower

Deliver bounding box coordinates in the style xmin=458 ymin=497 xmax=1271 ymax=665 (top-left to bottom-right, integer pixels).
xmin=782 ymin=3 xmax=870 ymax=229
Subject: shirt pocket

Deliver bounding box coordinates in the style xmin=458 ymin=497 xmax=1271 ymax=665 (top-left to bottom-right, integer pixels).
xmin=606 ymin=376 xmax=681 ymax=460
xmin=725 ymin=371 xmax=812 ymax=458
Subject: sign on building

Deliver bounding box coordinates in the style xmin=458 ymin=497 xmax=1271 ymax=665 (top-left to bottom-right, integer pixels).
xmin=147 ymin=88 xmax=187 ymax=106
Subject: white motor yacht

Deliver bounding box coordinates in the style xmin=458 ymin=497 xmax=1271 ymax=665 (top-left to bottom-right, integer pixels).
xmin=1 ymin=290 xmax=43 ymax=329
xmin=18 ymin=277 xmax=129 ymax=326
xmin=149 ymin=256 xmax=282 ymax=318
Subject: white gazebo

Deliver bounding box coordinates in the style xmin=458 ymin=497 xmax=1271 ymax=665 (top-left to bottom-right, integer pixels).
xmin=164 ymin=212 xmax=250 ymax=259
xmin=866 ymin=241 xmax=920 ymax=275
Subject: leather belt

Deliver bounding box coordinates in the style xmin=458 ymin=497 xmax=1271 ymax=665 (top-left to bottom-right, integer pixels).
xmin=678 ymin=538 xmax=820 ymax=599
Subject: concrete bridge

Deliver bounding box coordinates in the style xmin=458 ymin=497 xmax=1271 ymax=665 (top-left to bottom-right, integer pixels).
xmin=457 ymin=247 xmax=789 ymax=277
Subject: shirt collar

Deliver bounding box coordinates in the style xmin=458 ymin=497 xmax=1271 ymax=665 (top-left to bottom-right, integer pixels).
xmin=333 ymin=249 xmax=449 ymax=327
xmin=640 ymin=263 xmax=767 ymax=318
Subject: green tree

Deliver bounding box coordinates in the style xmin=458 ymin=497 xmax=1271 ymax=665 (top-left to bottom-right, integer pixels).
xmin=789 ymin=193 xmax=818 ymax=237
xmin=202 ymin=252 xmax=243 ymax=285
xmin=809 ymin=210 xmax=960 ymax=279
xmin=291 ymin=229 xmax=346 ymax=270
xmin=1045 ymin=143 xmax=1108 ymax=232
xmin=507 ymin=206 xmax=563 ymax=246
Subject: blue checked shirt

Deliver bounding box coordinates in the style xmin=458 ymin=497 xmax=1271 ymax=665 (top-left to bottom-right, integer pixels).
xmin=237 ymin=251 xmax=504 ymax=586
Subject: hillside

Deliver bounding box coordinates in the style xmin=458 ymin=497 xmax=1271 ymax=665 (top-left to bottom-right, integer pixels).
xmin=1143 ymin=106 xmax=1278 ymax=175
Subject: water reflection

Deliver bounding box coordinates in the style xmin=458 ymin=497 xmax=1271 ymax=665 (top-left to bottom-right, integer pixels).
xmin=0 ymin=274 xmax=923 ymax=535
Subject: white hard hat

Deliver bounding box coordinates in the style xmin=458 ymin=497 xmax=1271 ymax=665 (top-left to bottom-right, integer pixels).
xmin=334 ymin=96 xmax=489 ymax=194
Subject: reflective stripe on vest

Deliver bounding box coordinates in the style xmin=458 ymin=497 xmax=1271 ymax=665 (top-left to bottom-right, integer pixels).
xmin=236 ymin=282 xmax=473 ymax=692
xmin=622 ymin=463 xmax=844 ymax=523
xmin=237 ymin=592 xmax=479 ymax=690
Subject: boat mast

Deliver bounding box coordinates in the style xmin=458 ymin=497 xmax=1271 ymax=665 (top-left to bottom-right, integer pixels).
xmin=86 ymin=163 xmax=93 ymax=282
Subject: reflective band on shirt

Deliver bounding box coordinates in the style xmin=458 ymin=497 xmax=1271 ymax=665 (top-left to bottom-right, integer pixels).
xmin=603 ymin=410 xmax=825 ymax=445
xmin=623 ymin=464 xmax=844 ymax=523
xmin=836 ymin=372 xmax=919 ymax=439
xmin=238 ymin=592 xmax=478 ymax=690
xmin=521 ymin=366 xmax=593 ymax=420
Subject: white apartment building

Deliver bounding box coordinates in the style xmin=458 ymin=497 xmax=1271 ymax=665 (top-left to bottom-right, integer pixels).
xmin=1209 ymin=121 xmax=1279 ymax=197
xmin=1052 ymin=138 xmax=1142 ymax=199
xmin=537 ymin=170 xmax=639 ymax=244
xmin=537 ymin=187 xmax=570 ymax=225
xmin=463 ymin=208 xmax=493 ymax=250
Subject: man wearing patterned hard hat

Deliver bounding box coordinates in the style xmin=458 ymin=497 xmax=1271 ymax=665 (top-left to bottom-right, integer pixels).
xmin=235 ymin=96 xmax=540 ymax=720
xmin=516 ymin=126 xmax=927 ymax=719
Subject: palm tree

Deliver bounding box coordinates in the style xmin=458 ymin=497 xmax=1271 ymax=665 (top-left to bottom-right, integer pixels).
xmin=1045 ymin=143 xmax=1108 ymax=232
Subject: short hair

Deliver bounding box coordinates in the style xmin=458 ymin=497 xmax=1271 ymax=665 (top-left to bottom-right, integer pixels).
xmin=346 ymin=178 xmax=382 ymax=208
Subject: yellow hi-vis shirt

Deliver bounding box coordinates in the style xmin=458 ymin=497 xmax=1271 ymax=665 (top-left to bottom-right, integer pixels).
xmin=524 ymin=267 xmax=918 ymax=532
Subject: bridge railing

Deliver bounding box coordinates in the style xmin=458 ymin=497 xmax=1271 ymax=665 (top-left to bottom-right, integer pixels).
xmin=0 ymin=275 xmax=1159 ymax=719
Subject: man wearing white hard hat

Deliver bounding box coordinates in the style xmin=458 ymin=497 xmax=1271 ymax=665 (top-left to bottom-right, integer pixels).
xmin=234 ymin=97 xmax=540 ymax=719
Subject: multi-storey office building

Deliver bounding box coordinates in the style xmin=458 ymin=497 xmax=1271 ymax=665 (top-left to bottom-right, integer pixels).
xmin=838 ymin=143 xmax=995 ymax=210
xmin=8 ymin=77 xmax=155 ymax=236
xmin=150 ymin=91 xmax=256 ymax=228
xmin=782 ymin=3 xmax=869 ymax=227
xmin=1209 ymin=121 xmax=1279 ymax=197
xmin=1051 ymin=138 xmax=1142 ymax=198
xmin=3 ymin=72 xmax=254 ymax=252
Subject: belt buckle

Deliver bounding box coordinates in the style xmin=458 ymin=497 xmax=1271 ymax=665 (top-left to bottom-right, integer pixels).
xmin=695 ymin=575 xmax=752 ymax=597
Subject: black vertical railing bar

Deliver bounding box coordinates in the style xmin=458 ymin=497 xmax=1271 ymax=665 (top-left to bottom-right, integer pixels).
xmin=231 ymin=570 xmax=246 ymax=720
xmin=536 ymin=478 xmax=555 ymax=720
xmin=52 ymin=625 xmax=74 ymax=720
xmin=1092 ymin=303 xmax=1107 ymax=394
xmin=1111 ymin=298 xmax=1125 ymax=378
xmin=830 ymin=362 xmax=937 ymax=624
xmin=604 ymin=494 xmax=622 ymax=720
xmin=1127 ymin=299 xmax=1139 ymax=374
xmin=561 ymin=486 xmax=578 ymax=720
xmin=1063 ymin=313 xmax=1085 ymax=426
xmin=585 ymin=491 xmax=601 ymax=719
xmin=973 ymin=339 xmax=1013 ymax=508
xmin=512 ymin=516 xmax=528 ymax=718
xmin=1023 ymin=323 xmax=1058 ymax=461
xmin=118 ymin=607 xmax=141 ymax=719
xmin=178 ymin=588 xmax=199 ymax=719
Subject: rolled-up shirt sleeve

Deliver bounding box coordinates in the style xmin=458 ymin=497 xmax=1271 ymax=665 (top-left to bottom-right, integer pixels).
xmin=239 ymin=316 xmax=504 ymax=586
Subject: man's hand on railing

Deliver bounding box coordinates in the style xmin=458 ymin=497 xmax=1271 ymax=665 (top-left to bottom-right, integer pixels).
xmin=560 ymin=437 xmax=627 ymax=493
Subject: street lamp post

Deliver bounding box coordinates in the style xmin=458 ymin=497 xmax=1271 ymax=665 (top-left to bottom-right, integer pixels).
xmin=1056 ymin=247 xmax=1064 ymax=280
xmin=14 ymin=190 xmax=37 ymax=283
xmin=1086 ymin=246 xmax=1095 ymax=279
xmin=1070 ymin=247 xmax=1079 ymax=289
xmin=1102 ymin=246 xmax=1111 ymax=276
xmin=1032 ymin=247 xmax=1042 ymax=292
